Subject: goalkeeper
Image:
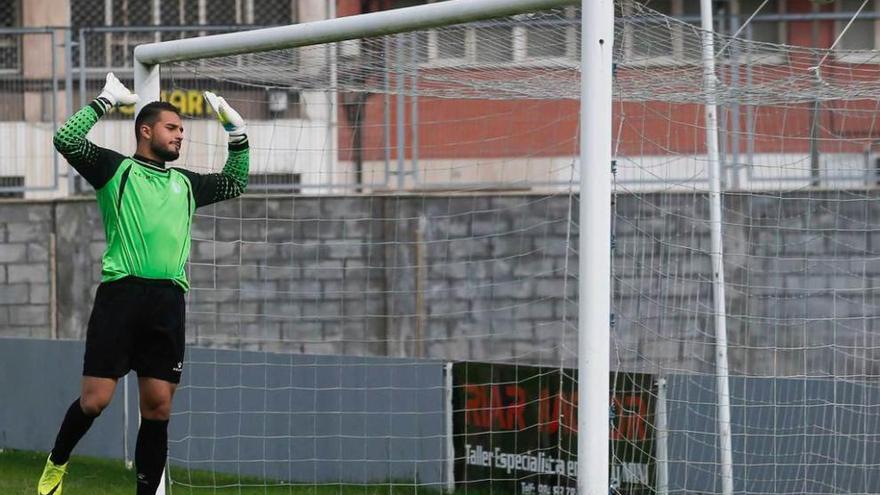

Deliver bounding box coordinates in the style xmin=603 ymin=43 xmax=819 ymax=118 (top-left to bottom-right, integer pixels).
xmin=37 ymin=73 xmax=249 ymax=495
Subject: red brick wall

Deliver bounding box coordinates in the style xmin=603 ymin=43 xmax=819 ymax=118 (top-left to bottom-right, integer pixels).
xmin=336 ymin=0 xmax=879 ymax=161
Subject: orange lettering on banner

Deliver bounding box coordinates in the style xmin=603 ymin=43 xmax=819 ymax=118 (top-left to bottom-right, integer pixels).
xmin=465 ymin=384 xmax=529 ymax=431
xmin=490 ymin=386 xmax=508 ymax=429
xmin=537 ymin=389 xmax=577 ymax=434
xmin=464 ymin=380 xmax=648 ymax=439
xmin=506 ymin=385 xmax=526 ymax=429
xmin=610 ymin=394 xmax=648 ymax=441
xmin=539 ymin=389 xmax=557 ymax=434
xmin=465 ymin=384 xmax=488 ymax=428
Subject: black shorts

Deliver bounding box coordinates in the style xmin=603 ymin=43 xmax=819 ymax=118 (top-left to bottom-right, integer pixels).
xmin=83 ymin=276 xmax=186 ymax=384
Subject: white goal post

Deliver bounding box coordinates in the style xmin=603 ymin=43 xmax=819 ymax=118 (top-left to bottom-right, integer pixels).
xmin=132 ymin=1 xmax=613 ymax=495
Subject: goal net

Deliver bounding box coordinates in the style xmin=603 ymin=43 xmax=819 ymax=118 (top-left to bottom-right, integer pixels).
xmin=146 ymin=1 xmax=880 ymax=494
xmin=612 ymin=2 xmax=880 ymax=494
xmin=159 ymin=3 xmax=584 ymax=493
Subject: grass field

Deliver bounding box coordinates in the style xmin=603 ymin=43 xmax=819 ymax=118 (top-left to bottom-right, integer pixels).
xmin=1 ymin=449 xmax=433 ymax=495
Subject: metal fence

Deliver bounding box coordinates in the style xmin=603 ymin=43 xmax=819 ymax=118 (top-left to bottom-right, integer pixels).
xmin=0 ymin=28 xmax=63 ymax=196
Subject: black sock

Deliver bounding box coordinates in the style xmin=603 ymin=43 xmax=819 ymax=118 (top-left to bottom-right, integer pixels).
xmin=50 ymin=398 xmax=98 ymax=465
xmin=135 ymin=418 xmax=169 ymax=495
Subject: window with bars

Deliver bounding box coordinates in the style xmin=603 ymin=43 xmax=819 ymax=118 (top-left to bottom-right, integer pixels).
xmin=72 ymin=0 xmax=296 ymax=70
xmin=620 ymin=0 xmax=784 ymax=64
xmin=0 ymin=176 xmax=24 ymax=198
xmin=738 ymin=0 xmax=784 ymax=46
xmin=246 ymin=173 xmax=302 ymax=195
xmin=0 ymin=0 xmax=19 ymax=72
xmin=389 ymin=0 xmax=578 ymax=66
xmin=835 ymin=0 xmax=880 ymax=53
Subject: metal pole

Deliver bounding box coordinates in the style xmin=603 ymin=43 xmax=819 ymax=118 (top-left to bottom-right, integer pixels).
xmin=63 ymin=29 xmax=75 ymax=195
xmin=699 ymin=1 xmax=734 ymax=494
xmin=49 ymin=232 xmax=57 ymax=339
xmin=134 ymin=59 xmax=161 ymax=113
xmin=78 ymin=29 xmax=87 ymax=109
xmin=579 ymin=0 xmax=614 ymax=494
xmin=327 ymin=0 xmax=337 ymax=194
xmin=655 ymin=378 xmax=669 ymax=495
xmin=809 ymin=4 xmax=821 ymax=187
xmin=745 ymin=24 xmax=755 ymax=185
xmin=410 ymin=31 xmax=420 ymax=184
xmin=383 ymin=37 xmax=392 ymax=187
xmin=415 ymin=215 xmax=427 ymax=357
xmin=444 ymin=362 xmax=455 ymax=493
xmin=63 ymin=29 xmax=74 ymax=118
xmin=729 ymin=12 xmax=741 ymax=190
xmin=395 ymin=34 xmax=405 ymax=190
xmin=49 ymin=30 xmax=60 ymax=193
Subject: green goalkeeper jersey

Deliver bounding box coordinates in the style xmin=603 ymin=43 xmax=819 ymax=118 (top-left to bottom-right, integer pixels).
xmin=54 ymin=99 xmax=250 ymax=291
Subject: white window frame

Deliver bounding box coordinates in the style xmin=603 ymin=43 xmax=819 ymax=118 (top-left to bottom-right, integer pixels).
xmin=99 ymin=0 xmax=295 ymax=69
xmin=620 ymin=0 xmax=786 ymax=67
xmin=246 ymin=172 xmax=303 ymax=195
xmin=834 ymin=0 xmax=880 ymax=63
xmin=730 ymin=0 xmax=786 ymax=65
xmin=0 ymin=35 xmax=20 ymax=73
xmin=735 ymin=0 xmax=787 ymax=44
xmin=0 ymin=0 xmax=20 ymax=73
xmin=619 ymin=0 xmax=710 ymax=67
xmin=104 ymin=0 xmax=158 ymax=69
xmin=516 ymin=7 xmax=579 ymax=65
xmin=420 ymin=1 xmax=578 ymax=68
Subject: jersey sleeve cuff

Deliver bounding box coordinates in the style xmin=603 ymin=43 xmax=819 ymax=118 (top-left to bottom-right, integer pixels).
xmin=90 ymin=97 xmax=112 ymax=117
xmin=228 ymin=135 xmax=248 ymax=152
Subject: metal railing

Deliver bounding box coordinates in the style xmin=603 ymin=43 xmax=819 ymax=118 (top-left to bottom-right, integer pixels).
xmin=0 ymin=28 xmax=62 ymax=195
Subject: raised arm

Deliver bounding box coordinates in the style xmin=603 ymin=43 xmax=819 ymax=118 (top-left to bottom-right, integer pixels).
xmin=177 ymin=92 xmax=250 ymax=207
xmin=53 ymin=73 xmax=139 ymax=189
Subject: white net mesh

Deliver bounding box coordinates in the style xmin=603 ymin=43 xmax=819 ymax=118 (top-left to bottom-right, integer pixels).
xmin=163 ymin=7 xmax=583 ymax=494
xmin=612 ymin=3 xmax=880 ymax=494
xmin=155 ymin=2 xmax=880 ymax=494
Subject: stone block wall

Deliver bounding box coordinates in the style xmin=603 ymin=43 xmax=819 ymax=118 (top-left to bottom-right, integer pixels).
xmin=0 ymin=202 xmax=54 ymax=337
xmin=3 ymin=190 xmax=879 ymax=377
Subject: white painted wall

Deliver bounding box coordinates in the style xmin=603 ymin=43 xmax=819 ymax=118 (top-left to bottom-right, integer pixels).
xmin=0 ymin=118 xmax=337 ymax=198
xmin=4 ymin=118 xmax=876 ymax=196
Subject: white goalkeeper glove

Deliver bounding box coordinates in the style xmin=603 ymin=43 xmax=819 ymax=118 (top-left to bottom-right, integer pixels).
xmin=204 ymin=91 xmax=246 ymax=137
xmin=98 ymin=72 xmax=139 ymax=107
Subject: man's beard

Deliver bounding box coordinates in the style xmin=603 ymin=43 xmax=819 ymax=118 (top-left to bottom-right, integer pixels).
xmin=152 ymin=142 xmax=180 ymax=162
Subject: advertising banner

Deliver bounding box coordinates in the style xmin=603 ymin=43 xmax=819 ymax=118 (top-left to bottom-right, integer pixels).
xmin=452 ymin=362 xmax=655 ymax=495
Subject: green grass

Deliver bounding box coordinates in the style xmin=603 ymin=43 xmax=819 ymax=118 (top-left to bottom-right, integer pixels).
xmin=1 ymin=449 xmax=437 ymax=495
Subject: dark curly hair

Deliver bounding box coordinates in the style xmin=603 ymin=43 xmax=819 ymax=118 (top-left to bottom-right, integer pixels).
xmin=134 ymin=101 xmax=181 ymax=141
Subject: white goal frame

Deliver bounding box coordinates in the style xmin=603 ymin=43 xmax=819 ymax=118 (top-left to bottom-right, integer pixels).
xmin=132 ymin=1 xmax=614 ymax=493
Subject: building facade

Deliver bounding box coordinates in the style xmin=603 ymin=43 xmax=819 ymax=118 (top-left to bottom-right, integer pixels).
xmin=1 ymin=0 xmax=879 ymax=197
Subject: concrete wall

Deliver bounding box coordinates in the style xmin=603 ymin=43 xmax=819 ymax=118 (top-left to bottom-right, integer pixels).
xmin=0 ymin=201 xmax=54 ymax=337
xmin=0 ymin=338 xmax=446 ymax=485
xmin=2 ymin=191 xmax=880 ymax=377
xmin=664 ymin=373 xmax=880 ymax=494
xmin=612 ymin=190 xmax=880 ymax=378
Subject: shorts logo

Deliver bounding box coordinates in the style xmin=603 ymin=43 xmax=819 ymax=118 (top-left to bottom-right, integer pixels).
xmin=173 ymin=362 xmax=183 ymax=372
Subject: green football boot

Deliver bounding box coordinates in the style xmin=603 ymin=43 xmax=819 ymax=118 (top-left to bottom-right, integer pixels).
xmin=37 ymin=455 xmax=67 ymax=495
